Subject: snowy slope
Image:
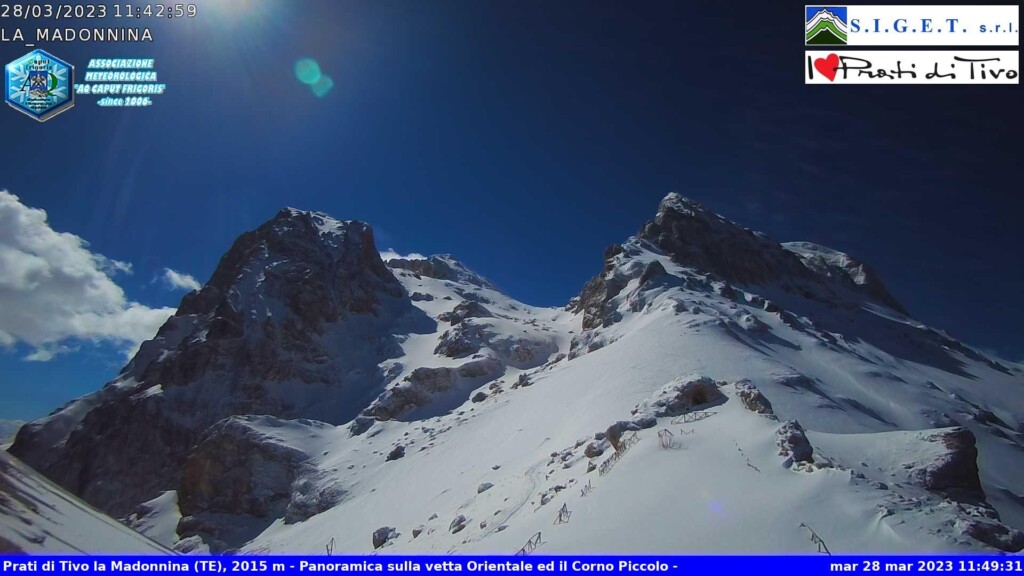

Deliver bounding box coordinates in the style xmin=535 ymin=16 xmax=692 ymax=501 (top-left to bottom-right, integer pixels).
xmin=0 ymin=451 xmax=170 ymax=553
xmin=229 ymin=253 xmax=1023 ymax=554
xmin=9 ymin=194 xmax=1024 ymax=555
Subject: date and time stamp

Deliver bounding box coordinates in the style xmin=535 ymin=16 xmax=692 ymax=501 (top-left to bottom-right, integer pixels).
xmin=1 ymin=3 xmax=190 ymax=119
xmin=1 ymin=3 xmax=197 ymax=44
xmin=1 ymin=3 xmax=196 ymax=20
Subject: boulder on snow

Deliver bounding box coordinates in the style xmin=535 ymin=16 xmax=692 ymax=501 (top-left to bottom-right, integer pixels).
xmin=386 ymin=445 xmax=406 ymax=462
xmin=910 ymin=427 xmax=983 ymax=500
xmin=511 ymin=373 xmax=532 ymax=389
xmin=477 ymin=482 xmax=494 ymax=494
xmin=584 ymin=441 xmax=605 ymax=458
xmin=443 ymin=301 xmax=493 ymax=325
xmin=776 ymin=420 xmax=813 ymax=467
xmin=471 ymin=392 xmax=488 ymax=403
xmin=449 ymin=514 xmax=468 ymax=534
xmin=372 ymin=526 xmax=399 ymax=549
xmin=734 ymin=381 xmax=775 ymax=417
xmin=434 ymin=326 xmax=482 ymax=358
xmin=603 ymin=419 xmax=650 ymax=452
xmin=635 ymin=376 xmax=726 ymax=418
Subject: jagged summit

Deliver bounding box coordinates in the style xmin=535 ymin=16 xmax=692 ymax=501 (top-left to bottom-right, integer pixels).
xmin=635 ymin=192 xmax=905 ymax=311
xmin=6 ymin=195 xmax=1024 ymax=555
xmin=386 ymin=253 xmax=497 ymax=291
xmin=10 ymin=207 xmax=424 ymax=518
xmin=176 ymin=207 xmax=401 ymax=322
xmin=638 ymin=192 xmax=817 ymax=287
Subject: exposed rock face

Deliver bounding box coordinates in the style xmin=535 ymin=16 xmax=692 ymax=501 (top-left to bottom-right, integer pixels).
xmin=178 ymin=416 xmax=310 ymax=519
xmin=174 ymin=415 xmax=344 ymax=548
xmin=386 ymin=255 xmax=496 ymax=290
xmin=444 ymin=301 xmax=493 ymax=325
xmin=570 ymin=245 xmax=628 ymax=330
xmin=434 ymin=321 xmax=557 ymax=368
xmin=776 ymin=420 xmax=814 ymax=466
xmin=386 ymin=445 xmax=406 ymax=462
xmin=372 ymin=527 xmax=399 ymax=549
xmin=364 ymin=358 xmax=504 ymax=421
xmin=449 ymin=514 xmax=468 ymax=534
xmin=734 ymin=381 xmax=776 ymax=417
xmin=964 ymin=518 xmax=1024 ymax=553
xmin=911 ymin=427 xmax=983 ymax=500
xmin=638 ymin=194 xmax=812 ymax=287
xmin=635 ymin=377 xmax=726 ymax=418
xmin=570 ymin=193 xmax=907 ymax=332
xmin=10 ymin=209 xmax=424 ymax=518
xmin=434 ymin=323 xmax=485 ymax=358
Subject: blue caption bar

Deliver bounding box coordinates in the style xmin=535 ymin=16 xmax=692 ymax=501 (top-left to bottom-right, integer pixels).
xmin=1 ymin=556 xmax=1020 ymax=575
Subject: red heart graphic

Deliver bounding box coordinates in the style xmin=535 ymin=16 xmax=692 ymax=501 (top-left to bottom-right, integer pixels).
xmin=814 ymin=53 xmax=840 ymax=81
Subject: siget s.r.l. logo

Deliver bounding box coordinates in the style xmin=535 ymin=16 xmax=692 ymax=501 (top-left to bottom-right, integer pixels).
xmin=806 ymin=6 xmax=849 ymax=45
xmin=5 ymin=49 xmax=75 ymax=122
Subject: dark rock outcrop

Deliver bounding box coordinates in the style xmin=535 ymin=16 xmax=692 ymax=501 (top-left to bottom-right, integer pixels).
xmin=449 ymin=514 xmax=468 ymax=534
xmin=635 ymin=377 xmax=726 ymax=418
xmin=569 ymin=193 xmax=907 ymax=332
xmin=570 ymin=245 xmax=629 ymax=330
xmin=10 ymin=209 xmax=423 ymax=518
xmin=911 ymin=427 xmax=983 ymax=501
xmin=386 ymin=255 xmax=496 ymax=290
xmin=386 ymin=445 xmax=406 ymax=462
xmin=734 ymin=381 xmax=776 ymax=417
xmin=364 ymin=358 xmax=504 ymax=421
xmin=178 ymin=416 xmax=310 ymax=519
xmin=444 ymin=301 xmax=493 ymax=325
xmin=964 ymin=518 xmax=1024 ymax=553
xmin=776 ymin=420 xmax=813 ymax=466
xmin=372 ymin=526 xmax=398 ymax=549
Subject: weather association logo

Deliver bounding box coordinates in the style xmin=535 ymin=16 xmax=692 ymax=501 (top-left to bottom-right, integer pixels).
xmin=806 ymin=6 xmax=849 ymax=45
xmin=5 ymin=49 xmax=75 ymax=122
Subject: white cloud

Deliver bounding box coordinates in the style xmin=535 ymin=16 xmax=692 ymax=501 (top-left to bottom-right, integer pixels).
xmin=379 ymin=248 xmax=426 ymax=262
xmin=161 ymin=268 xmax=202 ymax=292
xmin=0 ymin=191 xmax=175 ymax=361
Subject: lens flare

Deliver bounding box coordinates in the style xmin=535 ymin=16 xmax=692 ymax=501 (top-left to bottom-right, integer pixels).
xmin=311 ymin=75 xmax=334 ymax=98
xmin=294 ymin=58 xmax=321 ymax=85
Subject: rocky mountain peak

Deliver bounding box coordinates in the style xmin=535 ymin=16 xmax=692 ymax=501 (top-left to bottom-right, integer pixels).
xmin=9 ymin=207 xmax=424 ymax=518
xmin=386 ymin=254 xmax=496 ymax=291
xmin=573 ymin=193 xmax=907 ymax=331
xmin=638 ymin=193 xmax=810 ymax=287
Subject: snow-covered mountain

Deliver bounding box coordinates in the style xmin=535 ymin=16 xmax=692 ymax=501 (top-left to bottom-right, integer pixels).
xmin=6 ymin=194 xmax=1024 ymax=555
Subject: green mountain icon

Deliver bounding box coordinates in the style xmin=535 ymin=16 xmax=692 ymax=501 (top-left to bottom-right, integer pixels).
xmin=805 ymin=9 xmax=848 ymax=45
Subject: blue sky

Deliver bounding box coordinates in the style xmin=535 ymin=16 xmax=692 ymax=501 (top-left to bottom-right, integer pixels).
xmin=1 ymin=1 xmax=1022 ymax=421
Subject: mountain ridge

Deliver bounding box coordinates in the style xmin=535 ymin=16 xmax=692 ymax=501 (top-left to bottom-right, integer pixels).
xmin=6 ymin=192 xmax=1024 ymax=554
